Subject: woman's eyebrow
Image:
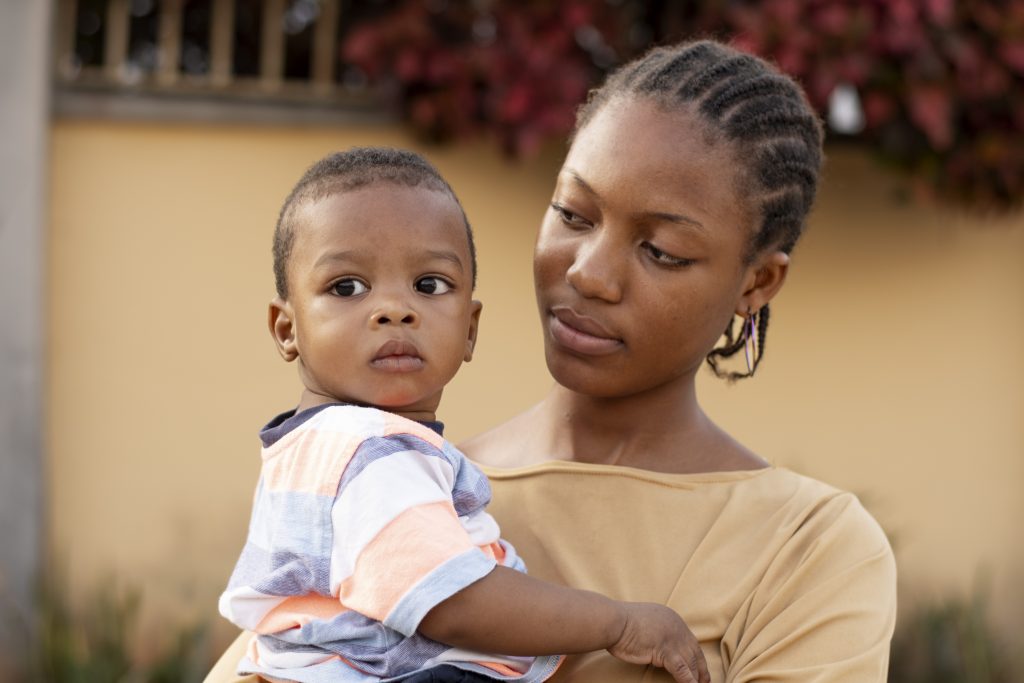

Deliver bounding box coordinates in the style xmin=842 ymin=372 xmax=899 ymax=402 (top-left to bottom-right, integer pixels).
xmin=564 ymin=169 xmax=598 ymax=197
xmin=564 ymin=168 xmax=706 ymax=232
xmin=638 ymin=210 xmax=706 ymax=233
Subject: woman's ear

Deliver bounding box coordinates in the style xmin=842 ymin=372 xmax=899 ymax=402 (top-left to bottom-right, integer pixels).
xmin=268 ymin=297 xmax=299 ymax=362
xmin=736 ymin=251 xmax=790 ymax=315
xmin=464 ymin=300 xmax=483 ymax=362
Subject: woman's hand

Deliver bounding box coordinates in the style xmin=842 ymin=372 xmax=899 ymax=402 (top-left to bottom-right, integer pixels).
xmin=607 ymin=602 xmax=710 ymax=683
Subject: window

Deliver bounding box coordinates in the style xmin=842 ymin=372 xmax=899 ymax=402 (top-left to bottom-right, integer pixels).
xmin=53 ymin=0 xmax=395 ymax=121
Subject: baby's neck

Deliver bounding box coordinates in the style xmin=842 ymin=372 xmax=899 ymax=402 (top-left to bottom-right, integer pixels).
xmin=295 ymin=389 xmax=437 ymax=423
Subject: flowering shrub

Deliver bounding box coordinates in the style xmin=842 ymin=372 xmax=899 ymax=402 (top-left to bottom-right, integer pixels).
xmin=342 ymin=0 xmax=624 ymax=156
xmin=727 ymin=0 xmax=1024 ymax=210
xmin=342 ymin=0 xmax=1024 ymax=211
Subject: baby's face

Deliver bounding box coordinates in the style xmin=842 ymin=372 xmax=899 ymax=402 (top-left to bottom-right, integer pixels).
xmin=277 ymin=183 xmax=480 ymax=415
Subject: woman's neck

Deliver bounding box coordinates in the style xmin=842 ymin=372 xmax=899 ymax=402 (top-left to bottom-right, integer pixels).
xmin=536 ymin=379 xmax=766 ymax=474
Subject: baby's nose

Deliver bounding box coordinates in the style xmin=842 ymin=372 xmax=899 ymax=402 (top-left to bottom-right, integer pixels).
xmin=370 ymin=305 xmax=418 ymax=327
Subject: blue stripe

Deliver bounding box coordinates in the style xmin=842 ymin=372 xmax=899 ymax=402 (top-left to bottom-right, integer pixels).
xmin=250 ymin=488 xmax=336 ymax=559
xmin=229 ymin=543 xmax=332 ymax=596
xmin=384 ymin=549 xmax=497 ymax=637
xmin=260 ymin=613 xmax=447 ymax=677
xmin=338 ymin=434 xmax=451 ymax=495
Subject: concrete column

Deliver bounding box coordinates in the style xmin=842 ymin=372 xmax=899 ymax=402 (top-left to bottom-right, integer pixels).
xmin=0 ymin=0 xmax=50 ymax=675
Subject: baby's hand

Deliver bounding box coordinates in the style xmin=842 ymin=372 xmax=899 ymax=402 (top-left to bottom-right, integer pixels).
xmin=607 ymin=602 xmax=709 ymax=683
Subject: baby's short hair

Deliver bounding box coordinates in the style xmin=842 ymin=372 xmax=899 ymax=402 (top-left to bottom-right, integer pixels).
xmin=273 ymin=147 xmax=476 ymax=298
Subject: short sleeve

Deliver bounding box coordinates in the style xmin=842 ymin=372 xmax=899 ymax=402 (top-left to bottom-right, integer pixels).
xmin=723 ymin=493 xmax=897 ymax=682
xmin=329 ymin=433 xmax=497 ymax=636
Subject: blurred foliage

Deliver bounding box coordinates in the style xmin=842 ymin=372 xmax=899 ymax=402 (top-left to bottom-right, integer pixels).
xmin=343 ymin=0 xmax=626 ymax=156
xmin=889 ymin=589 xmax=1019 ymax=682
xmin=22 ymin=571 xmax=209 ymax=683
xmin=341 ymin=0 xmax=1024 ymax=212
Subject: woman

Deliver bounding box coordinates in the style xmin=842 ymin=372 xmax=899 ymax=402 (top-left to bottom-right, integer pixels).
xmin=207 ymin=39 xmax=896 ymax=682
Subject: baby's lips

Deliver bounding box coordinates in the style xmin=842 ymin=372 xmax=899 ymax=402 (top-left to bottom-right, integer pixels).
xmin=374 ymin=339 xmax=421 ymax=360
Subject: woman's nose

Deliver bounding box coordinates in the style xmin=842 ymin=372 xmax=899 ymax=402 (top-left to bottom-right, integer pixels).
xmin=565 ymin=233 xmax=623 ymax=303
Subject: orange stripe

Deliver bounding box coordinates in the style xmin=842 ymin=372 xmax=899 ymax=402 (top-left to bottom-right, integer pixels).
xmin=263 ymin=430 xmax=359 ymax=495
xmin=246 ymin=634 xmax=260 ymax=665
xmin=478 ymin=541 xmax=506 ymax=563
xmin=478 ymin=661 xmax=524 ymax=676
xmin=338 ymin=501 xmax=474 ymax=621
xmin=382 ymin=413 xmax=445 ymax=448
xmin=254 ymin=594 xmax=351 ymax=634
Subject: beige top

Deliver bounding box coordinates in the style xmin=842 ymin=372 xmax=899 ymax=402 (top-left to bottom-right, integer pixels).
xmin=205 ymin=463 xmax=895 ymax=683
xmin=481 ymin=462 xmax=896 ymax=682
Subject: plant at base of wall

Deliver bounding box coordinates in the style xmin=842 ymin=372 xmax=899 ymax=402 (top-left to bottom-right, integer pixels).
xmin=12 ymin=571 xmax=211 ymax=683
xmin=888 ymin=588 xmax=1018 ymax=682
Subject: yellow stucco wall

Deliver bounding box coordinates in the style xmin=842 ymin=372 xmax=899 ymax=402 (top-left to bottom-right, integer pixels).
xmin=47 ymin=119 xmax=1023 ymax=651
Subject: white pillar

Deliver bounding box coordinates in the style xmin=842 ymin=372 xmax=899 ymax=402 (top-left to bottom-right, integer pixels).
xmin=0 ymin=0 xmax=49 ymax=676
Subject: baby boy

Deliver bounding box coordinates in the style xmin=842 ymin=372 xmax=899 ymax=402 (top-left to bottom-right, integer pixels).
xmin=219 ymin=147 xmax=707 ymax=683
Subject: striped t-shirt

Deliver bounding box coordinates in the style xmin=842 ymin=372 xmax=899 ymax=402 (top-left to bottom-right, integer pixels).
xmin=219 ymin=403 xmax=561 ymax=682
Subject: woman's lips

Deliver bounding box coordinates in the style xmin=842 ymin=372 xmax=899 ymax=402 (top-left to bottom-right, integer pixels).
xmin=548 ymin=307 xmax=623 ymax=356
xmin=371 ymin=340 xmax=424 ymax=372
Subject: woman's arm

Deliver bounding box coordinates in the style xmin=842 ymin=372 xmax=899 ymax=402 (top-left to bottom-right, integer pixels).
xmin=201 ymin=633 xmax=258 ymax=683
xmin=723 ymin=493 xmax=897 ymax=682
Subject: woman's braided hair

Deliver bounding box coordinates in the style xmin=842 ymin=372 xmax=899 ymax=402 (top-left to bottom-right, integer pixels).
xmin=576 ymin=40 xmax=824 ymax=381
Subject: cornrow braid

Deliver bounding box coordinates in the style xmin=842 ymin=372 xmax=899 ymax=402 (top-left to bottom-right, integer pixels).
xmin=576 ymin=40 xmax=823 ymax=380
xmin=706 ymin=305 xmax=771 ymax=382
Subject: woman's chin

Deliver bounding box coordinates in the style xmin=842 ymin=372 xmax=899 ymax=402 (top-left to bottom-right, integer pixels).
xmin=544 ymin=348 xmax=631 ymax=399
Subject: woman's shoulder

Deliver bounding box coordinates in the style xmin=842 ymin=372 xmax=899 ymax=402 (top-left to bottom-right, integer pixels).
xmin=753 ymin=468 xmax=895 ymax=570
xmin=458 ymin=405 xmax=547 ymax=468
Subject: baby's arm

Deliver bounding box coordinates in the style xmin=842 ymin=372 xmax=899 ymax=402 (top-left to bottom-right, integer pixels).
xmin=419 ymin=565 xmax=709 ymax=683
xmin=331 ymin=426 xmax=707 ymax=682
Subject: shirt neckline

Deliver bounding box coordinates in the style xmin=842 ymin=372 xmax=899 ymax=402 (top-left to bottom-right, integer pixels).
xmin=260 ymin=402 xmax=445 ymax=447
xmin=477 ymin=459 xmax=777 ymax=487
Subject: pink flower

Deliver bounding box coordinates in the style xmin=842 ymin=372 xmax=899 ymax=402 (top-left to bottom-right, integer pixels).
xmin=908 ymin=85 xmax=953 ymax=150
xmin=1000 ymin=42 xmax=1024 ymax=75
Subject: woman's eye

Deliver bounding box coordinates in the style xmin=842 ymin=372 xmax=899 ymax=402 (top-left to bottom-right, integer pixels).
xmin=332 ymin=278 xmax=368 ymax=297
xmin=642 ymin=242 xmax=694 ymax=267
xmin=414 ymin=276 xmax=452 ymax=295
xmin=551 ymin=203 xmax=590 ymax=228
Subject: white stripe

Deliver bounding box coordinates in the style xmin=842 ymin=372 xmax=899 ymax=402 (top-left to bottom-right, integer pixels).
xmin=459 ymin=508 xmax=501 ymax=546
xmin=218 ymin=585 xmax=286 ymax=630
xmin=419 ymin=647 xmax=531 ymax=674
xmin=329 ymin=450 xmax=456 ymax=592
xmin=313 ymin=404 xmax=386 ymax=434
xmin=253 ymin=641 xmax=339 ymax=670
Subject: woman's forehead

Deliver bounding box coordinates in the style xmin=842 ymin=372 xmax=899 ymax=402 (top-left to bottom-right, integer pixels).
xmin=563 ymin=97 xmax=750 ymax=229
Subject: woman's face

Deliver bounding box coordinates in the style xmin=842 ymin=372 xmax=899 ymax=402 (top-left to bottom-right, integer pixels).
xmin=534 ymin=96 xmax=758 ymax=398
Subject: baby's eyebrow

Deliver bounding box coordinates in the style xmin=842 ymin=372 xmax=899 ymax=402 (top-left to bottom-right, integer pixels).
xmin=313 ymin=250 xmax=363 ymax=269
xmin=425 ymin=250 xmax=464 ymax=272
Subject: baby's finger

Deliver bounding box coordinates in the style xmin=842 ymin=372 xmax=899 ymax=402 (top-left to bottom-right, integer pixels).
xmin=690 ymin=648 xmax=710 ymax=683
xmin=664 ymin=653 xmax=699 ymax=683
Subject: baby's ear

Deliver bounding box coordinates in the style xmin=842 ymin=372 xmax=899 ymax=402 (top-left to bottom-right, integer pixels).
xmin=268 ymin=297 xmax=299 ymax=362
xmin=463 ymin=300 xmax=483 ymax=362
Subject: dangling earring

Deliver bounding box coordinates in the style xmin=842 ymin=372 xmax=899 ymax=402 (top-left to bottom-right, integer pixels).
xmin=743 ymin=308 xmax=758 ymax=375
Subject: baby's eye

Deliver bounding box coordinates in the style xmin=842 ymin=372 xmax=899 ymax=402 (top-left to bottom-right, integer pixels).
xmin=642 ymin=242 xmax=694 ymax=268
xmin=414 ymin=276 xmax=452 ymax=295
xmin=332 ymin=278 xmax=369 ymax=297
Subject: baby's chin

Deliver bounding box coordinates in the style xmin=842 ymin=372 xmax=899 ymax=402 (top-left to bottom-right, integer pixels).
xmin=348 ymin=392 xmax=442 ymax=416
